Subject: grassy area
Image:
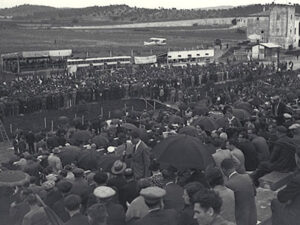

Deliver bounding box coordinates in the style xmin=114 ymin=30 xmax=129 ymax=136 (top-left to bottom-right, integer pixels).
xmin=0 ymin=27 xmax=246 ymax=57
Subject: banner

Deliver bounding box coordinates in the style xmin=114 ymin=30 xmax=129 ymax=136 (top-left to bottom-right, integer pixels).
xmin=134 ymin=55 xmax=157 ymax=65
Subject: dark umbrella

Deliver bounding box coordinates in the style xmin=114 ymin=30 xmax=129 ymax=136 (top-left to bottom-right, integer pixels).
xmin=232 ymin=108 xmax=251 ymax=121
xmin=152 ymin=134 xmax=214 ymax=170
xmin=97 ymin=155 xmax=122 ymax=172
xmin=121 ymin=123 xmax=138 ymax=131
xmin=77 ymin=150 xmax=102 ymax=171
xmin=191 ymin=117 xmax=218 ymax=132
xmin=70 ymin=130 xmax=92 ymax=145
xmin=0 ymin=170 xmax=30 ymax=187
xmin=168 ymin=115 xmax=184 ymax=124
xmin=178 ymin=126 xmax=199 ymax=137
xmin=192 ymin=105 xmax=209 ymax=116
xmin=91 ymin=135 xmax=109 ymax=148
xmin=58 ymin=146 xmax=81 ymax=167
xmin=233 ymin=101 xmax=252 ymax=113
xmin=58 ymin=116 xmax=69 ymax=124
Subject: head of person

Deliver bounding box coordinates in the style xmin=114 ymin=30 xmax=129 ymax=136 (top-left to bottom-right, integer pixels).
xmin=93 ymin=186 xmax=116 ymax=203
xmin=220 ymin=158 xmax=236 ymax=178
xmin=149 ymin=160 xmax=160 ymax=173
xmin=64 ymin=194 xmax=82 ymax=214
xmin=276 ymin=125 xmax=287 ymax=137
xmin=124 ymin=168 xmax=134 ymax=181
xmin=289 ymin=123 xmax=300 ymax=135
xmin=205 ymin=167 xmax=224 ymax=188
xmin=56 ymin=180 xmax=72 ymax=196
xmin=111 ymin=160 xmax=126 ymax=176
xmin=87 ymin=203 xmax=108 ymax=225
xmin=93 ymin=171 xmax=108 ymax=186
xmin=192 ymin=189 xmax=223 ymax=225
xmin=223 ymin=106 xmax=233 ymax=118
xmin=140 ymin=186 xmax=166 ymax=210
xmin=72 ymin=168 xmax=85 ymax=179
xmin=26 ymin=193 xmax=38 ymax=207
xmin=130 ymin=129 xmax=141 ymax=145
xmin=183 ymin=182 xmax=205 ymax=205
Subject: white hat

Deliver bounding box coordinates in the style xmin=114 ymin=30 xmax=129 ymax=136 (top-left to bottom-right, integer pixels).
xmin=289 ymin=123 xmax=300 ymax=130
xmin=93 ymin=186 xmax=116 ymax=199
xmin=284 ymin=113 xmax=292 ymax=119
xmin=219 ymin=132 xmax=228 ymax=141
xmin=107 ymin=146 xmax=115 ymax=153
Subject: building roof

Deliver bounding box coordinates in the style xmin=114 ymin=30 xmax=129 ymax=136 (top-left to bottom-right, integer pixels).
xmin=1 ymin=49 xmax=72 ymax=59
xmin=260 ymin=43 xmax=281 ymax=48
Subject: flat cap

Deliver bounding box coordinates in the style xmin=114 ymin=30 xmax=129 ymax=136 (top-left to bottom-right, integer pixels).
xmin=140 ymin=187 xmax=166 ymax=203
xmin=93 ymin=186 xmax=116 ymax=199
xmin=72 ymin=168 xmax=84 ymax=176
xmin=289 ymin=123 xmax=300 ymax=130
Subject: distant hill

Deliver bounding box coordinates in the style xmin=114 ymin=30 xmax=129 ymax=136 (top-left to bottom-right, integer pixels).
xmin=0 ymin=4 xmax=299 ymax=26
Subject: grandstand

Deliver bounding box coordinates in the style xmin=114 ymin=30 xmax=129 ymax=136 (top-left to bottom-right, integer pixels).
xmin=0 ymin=49 xmax=72 ymax=77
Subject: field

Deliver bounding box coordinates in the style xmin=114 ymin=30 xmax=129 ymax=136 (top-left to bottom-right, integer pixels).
xmin=0 ymin=26 xmax=246 ymax=57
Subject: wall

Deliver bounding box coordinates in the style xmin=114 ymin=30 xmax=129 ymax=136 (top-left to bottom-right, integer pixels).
xmin=294 ymin=18 xmax=300 ymax=48
xmin=247 ymin=16 xmax=269 ymax=42
xmin=268 ymin=5 xmax=296 ymax=49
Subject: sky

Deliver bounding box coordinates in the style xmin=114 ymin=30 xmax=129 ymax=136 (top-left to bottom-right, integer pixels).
xmin=0 ymin=0 xmax=299 ymax=9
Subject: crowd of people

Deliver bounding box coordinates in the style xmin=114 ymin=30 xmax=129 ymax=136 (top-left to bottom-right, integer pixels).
xmin=0 ymin=61 xmax=277 ymax=117
xmin=0 ymin=60 xmax=300 ymax=225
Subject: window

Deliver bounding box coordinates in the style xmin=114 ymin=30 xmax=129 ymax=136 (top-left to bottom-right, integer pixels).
xmin=178 ymin=55 xmax=182 ymax=57
xmin=261 ymin=30 xmax=264 ymax=34
xmin=205 ymin=53 xmax=209 ymax=56
xmin=277 ymin=14 xmax=280 ymax=20
xmin=196 ymin=54 xmax=200 ymax=56
xmin=295 ymin=28 xmax=297 ymax=35
xmin=257 ymin=17 xmax=259 ymax=21
xmin=291 ymin=14 xmax=293 ymax=19
xmin=188 ymin=54 xmax=192 ymax=57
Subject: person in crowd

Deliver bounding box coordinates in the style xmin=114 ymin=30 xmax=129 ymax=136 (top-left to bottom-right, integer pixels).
xmin=107 ymin=160 xmax=127 ymax=192
xmin=179 ymin=182 xmax=205 ymax=225
xmin=87 ymin=203 xmax=108 ymax=225
xmin=271 ymin=149 xmax=300 ymax=225
xmin=192 ymin=189 xmax=235 ymax=225
xmin=93 ymin=186 xmax=126 ymax=225
xmin=134 ymin=186 xmax=179 ymax=225
xmin=87 ymin=171 xmax=109 ymax=208
xmin=130 ymin=130 xmax=151 ymax=179
xmin=21 ymin=193 xmax=50 ymax=225
xmin=119 ymin=168 xmax=139 ymax=210
xmin=146 ymin=160 xmax=164 ymax=188
xmin=64 ymin=194 xmax=90 ymax=225
xmin=205 ymin=167 xmax=235 ymax=222
xmin=221 ymin=158 xmax=257 ymax=225
xmin=47 ymin=147 xmax=62 ymax=174
xmin=162 ymin=168 xmax=185 ymax=212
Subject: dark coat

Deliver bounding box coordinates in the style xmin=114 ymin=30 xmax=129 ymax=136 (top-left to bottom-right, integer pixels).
xmin=64 ymin=212 xmax=89 ymax=225
xmin=131 ymin=141 xmax=151 ymax=179
xmin=178 ymin=205 xmax=198 ymax=225
xmin=271 ymin=172 xmax=300 ymax=225
xmin=106 ymin=201 xmax=126 ymax=225
xmin=226 ymin=173 xmax=257 ymax=225
xmin=163 ymin=182 xmax=184 ymax=212
xmin=119 ymin=180 xmax=139 ymax=209
xmin=135 ymin=208 xmax=179 ymax=225
xmin=235 ymin=141 xmax=259 ymax=171
xmin=52 ymin=198 xmax=70 ymax=223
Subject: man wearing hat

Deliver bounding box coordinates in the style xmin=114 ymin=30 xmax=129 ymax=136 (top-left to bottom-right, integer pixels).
xmin=130 ymin=130 xmax=151 ymax=179
xmin=107 ymin=160 xmax=127 ymax=192
xmin=93 ymin=186 xmax=126 ymax=225
xmin=64 ymin=194 xmax=89 ymax=225
xmin=70 ymin=168 xmax=90 ymax=211
xmin=135 ymin=186 xmax=179 ymax=225
xmin=251 ymin=125 xmax=297 ymax=186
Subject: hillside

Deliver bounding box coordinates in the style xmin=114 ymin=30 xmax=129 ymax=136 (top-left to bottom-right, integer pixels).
xmin=0 ymin=4 xmax=300 ymax=25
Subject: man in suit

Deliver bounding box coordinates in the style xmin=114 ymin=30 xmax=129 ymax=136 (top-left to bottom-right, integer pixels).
xmin=271 ymin=150 xmax=300 ymax=225
xmin=135 ymin=186 xmax=179 ymax=225
xmin=192 ymin=189 xmax=235 ymax=225
xmin=64 ymin=194 xmax=89 ymax=225
xmin=130 ymin=130 xmax=151 ymax=179
xmin=221 ymin=158 xmax=257 ymax=225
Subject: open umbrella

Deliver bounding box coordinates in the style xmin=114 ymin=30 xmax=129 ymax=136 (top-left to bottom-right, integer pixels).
xmin=77 ymin=150 xmax=102 ymax=171
xmin=0 ymin=170 xmax=30 ymax=187
xmin=70 ymin=130 xmax=92 ymax=145
xmin=152 ymin=135 xmax=214 ymax=170
xmin=232 ymin=108 xmax=251 ymax=121
xmin=168 ymin=115 xmax=184 ymax=124
xmin=58 ymin=145 xmax=81 ymax=167
xmin=58 ymin=116 xmax=69 ymax=124
xmin=192 ymin=105 xmax=209 ymax=116
xmin=191 ymin=117 xmax=218 ymax=132
xmin=233 ymin=101 xmax=252 ymax=113
xmin=121 ymin=123 xmax=138 ymax=131
xmin=178 ymin=126 xmax=199 ymax=137
xmin=97 ymin=155 xmax=122 ymax=172
xmin=91 ymin=135 xmax=109 ymax=148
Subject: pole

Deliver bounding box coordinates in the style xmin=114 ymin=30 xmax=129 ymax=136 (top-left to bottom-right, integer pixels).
xmin=51 ymin=120 xmax=54 ymax=132
xmin=108 ymin=111 xmax=111 ymax=118
xmin=81 ymin=115 xmax=84 ymax=125
xmin=10 ymin=124 xmax=12 ymax=134
xmin=44 ymin=117 xmax=47 ymax=129
xmin=154 ymin=101 xmax=156 ymax=111
xmin=101 ymin=107 xmax=103 ymax=117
